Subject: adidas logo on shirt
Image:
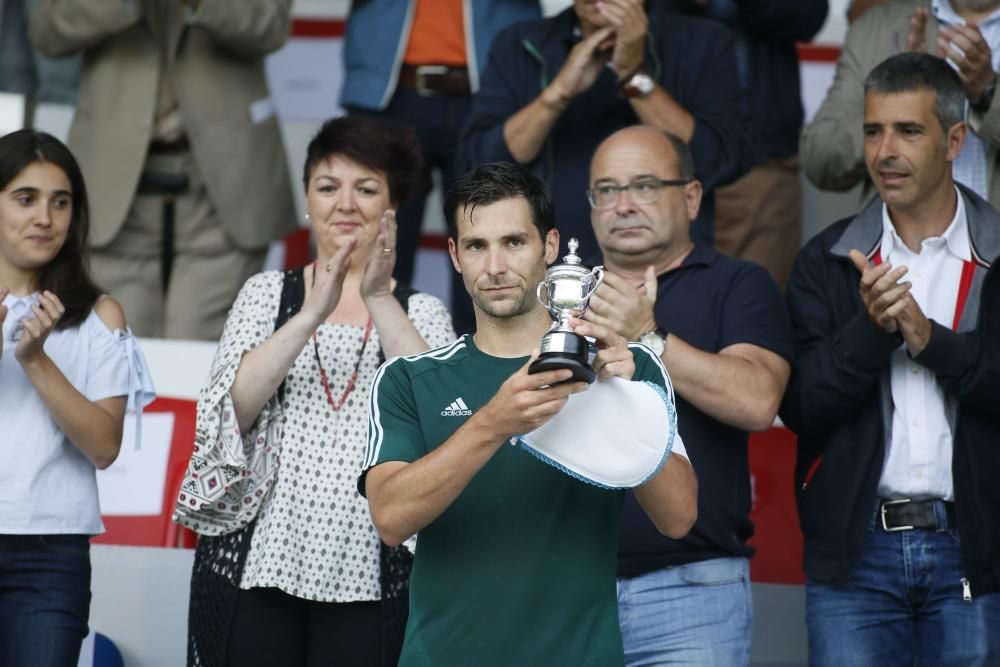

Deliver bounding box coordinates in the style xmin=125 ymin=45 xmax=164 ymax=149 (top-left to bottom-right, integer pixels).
xmin=441 ymin=397 xmax=473 ymax=416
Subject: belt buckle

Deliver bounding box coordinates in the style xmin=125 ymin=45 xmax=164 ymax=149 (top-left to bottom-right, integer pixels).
xmin=881 ymin=498 xmax=914 ymax=532
xmin=414 ymin=65 xmax=448 ymax=96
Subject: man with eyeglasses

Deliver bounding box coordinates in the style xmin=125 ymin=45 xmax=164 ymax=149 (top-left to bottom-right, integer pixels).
xmin=455 ymin=0 xmax=750 ymax=336
xmin=583 ymin=125 xmax=794 ymax=665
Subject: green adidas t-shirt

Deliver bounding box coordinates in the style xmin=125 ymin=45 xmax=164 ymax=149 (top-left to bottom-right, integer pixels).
xmin=363 ymin=334 xmax=670 ymax=667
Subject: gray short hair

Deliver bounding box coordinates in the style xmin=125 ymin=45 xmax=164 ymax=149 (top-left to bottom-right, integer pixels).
xmin=863 ymin=52 xmax=966 ymax=131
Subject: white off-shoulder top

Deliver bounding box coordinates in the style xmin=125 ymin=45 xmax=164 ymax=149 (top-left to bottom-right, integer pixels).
xmin=0 ymin=292 xmax=156 ymax=535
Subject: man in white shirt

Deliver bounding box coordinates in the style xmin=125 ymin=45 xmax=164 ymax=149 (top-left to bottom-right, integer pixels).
xmin=782 ymin=52 xmax=1000 ymax=666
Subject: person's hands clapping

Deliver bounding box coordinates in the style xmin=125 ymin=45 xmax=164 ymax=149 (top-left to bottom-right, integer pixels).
xmin=938 ymin=22 xmax=997 ymax=106
xmin=544 ymin=26 xmax=614 ymax=108
xmin=361 ymin=210 xmax=397 ymax=303
xmin=905 ymin=7 xmax=929 ymax=52
xmin=598 ymin=0 xmax=649 ymax=79
xmin=583 ymin=267 xmax=657 ymax=341
xmin=302 ymin=238 xmax=356 ymax=327
xmin=15 ymin=291 xmax=65 ymax=365
xmin=849 ymin=249 xmax=910 ymax=333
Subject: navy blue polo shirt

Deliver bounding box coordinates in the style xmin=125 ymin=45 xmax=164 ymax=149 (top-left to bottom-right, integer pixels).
xmin=618 ymin=244 xmax=794 ymax=577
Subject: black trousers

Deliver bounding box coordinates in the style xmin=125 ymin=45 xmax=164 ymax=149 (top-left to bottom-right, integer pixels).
xmin=226 ymin=587 xmax=380 ymax=667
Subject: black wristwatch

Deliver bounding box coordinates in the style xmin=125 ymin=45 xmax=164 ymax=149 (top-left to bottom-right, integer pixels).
xmin=972 ymin=77 xmax=997 ymax=114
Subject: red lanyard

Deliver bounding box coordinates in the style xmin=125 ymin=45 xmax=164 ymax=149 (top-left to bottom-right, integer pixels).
xmin=308 ymin=259 xmax=373 ymax=412
xmin=312 ymin=319 xmax=373 ymax=412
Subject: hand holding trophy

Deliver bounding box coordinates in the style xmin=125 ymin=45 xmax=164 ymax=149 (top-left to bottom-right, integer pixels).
xmin=529 ymin=238 xmax=605 ymax=383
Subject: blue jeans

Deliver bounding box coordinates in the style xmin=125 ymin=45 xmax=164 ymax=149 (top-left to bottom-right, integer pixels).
xmin=0 ymin=535 xmax=91 ymax=667
xmin=617 ymin=557 xmax=752 ymax=666
xmin=807 ymin=513 xmax=1000 ymax=666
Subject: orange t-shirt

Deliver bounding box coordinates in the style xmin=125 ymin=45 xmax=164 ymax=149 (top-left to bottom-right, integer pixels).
xmin=402 ymin=0 xmax=467 ymax=66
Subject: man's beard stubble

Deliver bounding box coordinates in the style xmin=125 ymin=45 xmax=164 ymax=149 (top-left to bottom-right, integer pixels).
xmin=470 ymin=280 xmax=536 ymax=320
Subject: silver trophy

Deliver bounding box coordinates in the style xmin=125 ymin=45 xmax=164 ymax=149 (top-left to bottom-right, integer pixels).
xmin=529 ymin=238 xmax=605 ymax=383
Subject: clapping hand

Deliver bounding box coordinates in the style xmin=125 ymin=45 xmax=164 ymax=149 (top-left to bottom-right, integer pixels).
xmin=583 ymin=267 xmax=657 ymax=341
xmin=596 ymin=0 xmax=649 ymax=79
xmin=361 ymin=210 xmax=397 ymax=302
xmin=937 ymin=22 xmax=997 ymax=106
xmin=15 ymin=291 xmax=65 ymax=365
xmin=849 ymin=249 xmax=933 ymax=354
xmin=545 ymin=26 xmax=615 ymax=106
xmin=303 ymin=238 xmax=356 ymax=327
xmin=849 ymin=249 xmax=910 ymax=333
xmin=905 ymin=7 xmax=930 ymax=52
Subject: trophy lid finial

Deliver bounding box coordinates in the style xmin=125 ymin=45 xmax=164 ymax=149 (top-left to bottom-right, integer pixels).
xmin=564 ymin=238 xmax=581 ymax=265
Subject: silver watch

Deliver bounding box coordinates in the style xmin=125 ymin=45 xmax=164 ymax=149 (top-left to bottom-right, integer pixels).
xmin=621 ymin=71 xmax=655 ymax=99
xmin=638 ymin=327 xmax=667 ymax=355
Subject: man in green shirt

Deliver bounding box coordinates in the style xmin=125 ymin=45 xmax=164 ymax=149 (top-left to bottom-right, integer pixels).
xmin=361 ymin=162 xmax=698 ymax=666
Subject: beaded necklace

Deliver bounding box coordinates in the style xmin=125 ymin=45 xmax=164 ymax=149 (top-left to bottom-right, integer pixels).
xmin=310 ymin=262 xmax=373 ymax=412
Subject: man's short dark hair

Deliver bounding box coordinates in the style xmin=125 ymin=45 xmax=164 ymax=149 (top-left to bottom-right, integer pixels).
xmin=864 ymin=52 xmax=966 ymax=131
xmin=662 ymin=131 xmax=696 ymax=180
xmin=443 ymin=162 xmax=555 ymax=241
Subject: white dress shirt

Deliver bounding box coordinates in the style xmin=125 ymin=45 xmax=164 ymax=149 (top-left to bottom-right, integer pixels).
xmin=876 ymin=191 xmax=972 ymax=501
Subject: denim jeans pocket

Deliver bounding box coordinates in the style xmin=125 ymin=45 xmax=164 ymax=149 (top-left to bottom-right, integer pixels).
xmin=677 ymin=558 xmax=747 ymax=586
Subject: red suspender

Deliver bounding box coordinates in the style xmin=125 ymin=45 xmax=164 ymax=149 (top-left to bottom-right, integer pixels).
xmin=951 ymin=260 xmax=976 ymax=331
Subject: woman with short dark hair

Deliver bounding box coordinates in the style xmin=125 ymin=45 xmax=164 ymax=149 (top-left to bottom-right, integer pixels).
xmin=0 ymin=129 xmax=154 ymax=667
xmin=177 ymin=116 xmax=455 ymax=667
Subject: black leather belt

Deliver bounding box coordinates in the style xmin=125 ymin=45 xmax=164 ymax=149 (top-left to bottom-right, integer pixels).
xmin=879 ymin=498 xmax=955 ymax=532
xmin=397 ymin=64 xmax=471 ymax=96
xmin=148 ymin=135 xmax=190 ymax=154
xmin=136 ymin=169 xmax=189 ymax=195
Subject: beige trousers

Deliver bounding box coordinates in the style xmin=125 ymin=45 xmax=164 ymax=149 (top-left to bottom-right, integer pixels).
xmin=88 ymin=150 xmax=266 ymax=340
xmin=713 ymin=155 xmax=802 ymax=291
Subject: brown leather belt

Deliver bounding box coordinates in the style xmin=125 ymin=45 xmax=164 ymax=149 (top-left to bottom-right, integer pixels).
xmin=397 ymin=64 xmax=471 ymax=96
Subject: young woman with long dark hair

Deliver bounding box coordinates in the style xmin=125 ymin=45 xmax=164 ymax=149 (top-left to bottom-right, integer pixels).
xmin=0 ymin=129 xmax=154 ymax=666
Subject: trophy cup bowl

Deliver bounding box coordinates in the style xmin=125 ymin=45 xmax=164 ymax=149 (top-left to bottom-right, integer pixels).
xmin=529 ymin=238 xmax=605 ymax=383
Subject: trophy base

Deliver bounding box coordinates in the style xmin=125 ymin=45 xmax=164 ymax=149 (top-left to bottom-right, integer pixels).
xmin=528 ymin=353 xmax=596 ymax=384
xmin=529 ymin=329 xmax=596 ymax=384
